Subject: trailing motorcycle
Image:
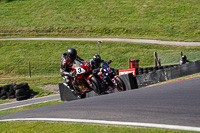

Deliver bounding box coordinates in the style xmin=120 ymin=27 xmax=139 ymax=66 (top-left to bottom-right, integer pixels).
xmin=95 ymin=61 xmax=126 ymax=93
xmin=66 ymin=58 xmax=103 ymax=98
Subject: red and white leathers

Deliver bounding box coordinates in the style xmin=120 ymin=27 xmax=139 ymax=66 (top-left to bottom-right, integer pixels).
xmin=60 ymin=53 xmax=82 ymax=83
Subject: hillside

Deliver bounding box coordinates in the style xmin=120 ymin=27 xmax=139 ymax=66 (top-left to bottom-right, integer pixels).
xmin=0 ymin=0 xmax=199 ymax=41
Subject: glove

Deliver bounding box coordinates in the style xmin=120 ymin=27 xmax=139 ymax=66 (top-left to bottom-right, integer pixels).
xmin=92 ymin=68 xmax=100 ymax=74
xmin=63 ymin=71 xmax=76 ymax=77
xmin=69 ymin=71 xmax=76 ymax=77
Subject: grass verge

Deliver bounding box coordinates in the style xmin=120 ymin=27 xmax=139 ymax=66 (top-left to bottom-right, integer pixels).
xmin=0 ymin=0 xmax=199 ymax=41
xmin=0 ymin=121 xmax=197 ymax=133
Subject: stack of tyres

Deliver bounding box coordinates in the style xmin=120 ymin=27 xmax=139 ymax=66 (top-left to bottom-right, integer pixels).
xmin=0 ymin=84 xmax=16 ymax=100
xmin=14 ymin=83 xmax=32 ymax=101
xmin=8 ymin=84 xmax=16 ymax=99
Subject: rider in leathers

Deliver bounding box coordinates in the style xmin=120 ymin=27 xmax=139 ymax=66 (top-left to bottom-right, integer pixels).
xmin=89 ymin=54 xmax=112 ymax=73
xmin=60 ymin=48 xmax=83 ymax=88
xmin=180 ymin=55 xmax=190 ymax=65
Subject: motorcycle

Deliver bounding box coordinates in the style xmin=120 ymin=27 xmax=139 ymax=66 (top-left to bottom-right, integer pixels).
xmin=67 ymin=58 xmax=103 ymax=98
xmin=96 ymin=61 xmax=126 ymax=93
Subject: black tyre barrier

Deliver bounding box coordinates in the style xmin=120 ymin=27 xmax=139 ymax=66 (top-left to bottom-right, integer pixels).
xmin=14 ymin=83 xmax=28 ymax=90
xmin=0 ymin=84 xmax=14 ymax=100
xmin=0 ymin=83 xmax=32 ymax=101
xmin=15 ymin=88 xmax=28 ymax=96
xmin=153 ymin=66 xmax=159 ymax=71
xmin=2 ymin=84 xmax=12 ymax=92
xmin=138 ymin=68 xmax=143 ymax=75
xmin=8 ymin=95 xmax=15 ymax=99
xmin=136 ymin=60 xmax=200 ymax=88
xmin=0 ymin=95 xmax=8 ymax=100
xmin=143 ymin=67 xmax=149 ymax=73
xmin=8 ymin=84 xmax=16 ymax=97
xmin=163 ymin=65 xmax=169 ymax=69
xmin=16 ymin=95 xmax=30 ymax=101
xmin=14 ymin=83 xmax=29 ymax=90
xmin=148 ymin=67 xmax=154 ymax=72
xmin=158 ymin=66 xmax=164 ymax=70
xmin=135 ymin=68 xmax=139 ymax=75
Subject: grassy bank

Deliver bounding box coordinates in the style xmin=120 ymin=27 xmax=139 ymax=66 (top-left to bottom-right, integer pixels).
xmin=0 ymin=0 xmax=199 ymax=41
xmin=1 ymin=121 xmax=197 ymax=133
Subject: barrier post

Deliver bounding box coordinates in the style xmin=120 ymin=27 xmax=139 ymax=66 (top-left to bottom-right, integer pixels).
xmin=28 ymin=61 xmax=31 ymax=78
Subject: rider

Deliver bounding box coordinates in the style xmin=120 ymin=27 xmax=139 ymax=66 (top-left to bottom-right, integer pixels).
xmin=180 ymin=55 xmax=190 ymax=65
xmin=60 ymin=48 xmax=83 ymax=88
xmin=89 ymin=54 xmax=113 ymax=73
xmin=90 ymin=54 xmax=104 ymax=70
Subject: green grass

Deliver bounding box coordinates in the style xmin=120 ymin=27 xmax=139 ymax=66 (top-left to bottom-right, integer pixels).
xmin=0 ymin=121 xmax=198 ymax=133
xmin=0 ymin=100 xmax=9 ymax=104
xmin=0 ymin=0 xmax=199 ymax=41
xmin=0 ymin=100 xmax=64 ymax=116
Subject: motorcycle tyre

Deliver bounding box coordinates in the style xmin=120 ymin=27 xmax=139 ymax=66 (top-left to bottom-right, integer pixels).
xmin=115 ymin=77 xmax=126 ymax=92
xmin=81 ymin=93 xmax=86 ymax=99
xmin=90 ymin=76 xmax=103 ymax=94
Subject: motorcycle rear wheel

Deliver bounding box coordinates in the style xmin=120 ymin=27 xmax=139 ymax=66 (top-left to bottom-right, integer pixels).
xmin=91 ymin=76 xmax=103 ymax=94
xmin=116 ymin=77 xmax=126 ymax=92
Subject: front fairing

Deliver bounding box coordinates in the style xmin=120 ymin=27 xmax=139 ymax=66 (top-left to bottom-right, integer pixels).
xmin=71 ymin=59 xmax=93 ymax=94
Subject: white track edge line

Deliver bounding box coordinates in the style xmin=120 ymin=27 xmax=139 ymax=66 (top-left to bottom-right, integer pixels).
xmin=0 ymin=118 xmax=200 ymax=132
xmin=0 ymin=94 xmax=60 ymax=106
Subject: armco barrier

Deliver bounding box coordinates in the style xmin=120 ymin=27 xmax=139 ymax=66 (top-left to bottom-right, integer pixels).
xmin=136 ymin=60 xmax=200 ymax=88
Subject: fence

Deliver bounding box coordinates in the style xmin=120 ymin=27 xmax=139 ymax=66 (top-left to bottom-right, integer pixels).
xmin=1 ymin=61 xmax=60 ymax=76
xmin=1 ymin=51 xmax=199 ymax=77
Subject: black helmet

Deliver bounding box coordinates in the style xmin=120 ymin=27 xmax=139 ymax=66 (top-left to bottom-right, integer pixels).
xmin=66 ymin=48 xmax=77 ymax=60
xmin=181 ymin=55 xmax=187 ymax=60
xmin=93 ymin=54 xmax=101 ymax=63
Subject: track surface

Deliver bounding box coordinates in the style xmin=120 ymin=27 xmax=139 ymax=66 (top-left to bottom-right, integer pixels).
xmin=0 ymin=77 xmax=200 ymax=129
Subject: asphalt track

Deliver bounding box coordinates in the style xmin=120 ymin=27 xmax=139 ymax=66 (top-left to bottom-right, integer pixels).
xmin=0 ymin=77 xmax=200 ymax=131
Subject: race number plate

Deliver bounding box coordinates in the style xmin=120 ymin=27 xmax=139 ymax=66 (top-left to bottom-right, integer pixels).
xmin=75 ymin=68 xmax=86 ymax=74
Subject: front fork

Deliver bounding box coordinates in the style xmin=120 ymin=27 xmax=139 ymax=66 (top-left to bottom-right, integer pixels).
xmin=86 ymin=74 xmax=93 ymax=88
xmin=112 ymin=76 xmax=118 ymax=89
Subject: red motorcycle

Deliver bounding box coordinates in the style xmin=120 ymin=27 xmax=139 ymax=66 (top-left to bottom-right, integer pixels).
xmin=68 ymin=59 xmax=103 ymax=98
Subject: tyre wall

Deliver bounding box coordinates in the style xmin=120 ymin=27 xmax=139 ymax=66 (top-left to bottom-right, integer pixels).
xmin=0 ymin=83 xmax=32 ymax=101
xmin=136 ymin=60 xmax=200 ymax=88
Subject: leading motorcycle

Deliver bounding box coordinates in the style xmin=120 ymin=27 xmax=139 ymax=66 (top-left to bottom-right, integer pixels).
xmin=66 ymin=59 xmax=103 ymax=98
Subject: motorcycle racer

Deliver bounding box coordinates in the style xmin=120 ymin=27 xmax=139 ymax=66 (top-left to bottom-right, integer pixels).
xmin=180 ymin=55 xmax=190 ymax=65
xmin=89 ymin=54 xmax=112 ymax=74
xmin=60 ymin=48 xmax=83 ymax=88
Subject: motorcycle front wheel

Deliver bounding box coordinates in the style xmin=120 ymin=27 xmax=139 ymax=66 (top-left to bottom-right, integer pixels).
xmin=90 ymin=76 xmax=103 ymax=94
xmin=115 ymin=77 xmax=126 ymax=92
